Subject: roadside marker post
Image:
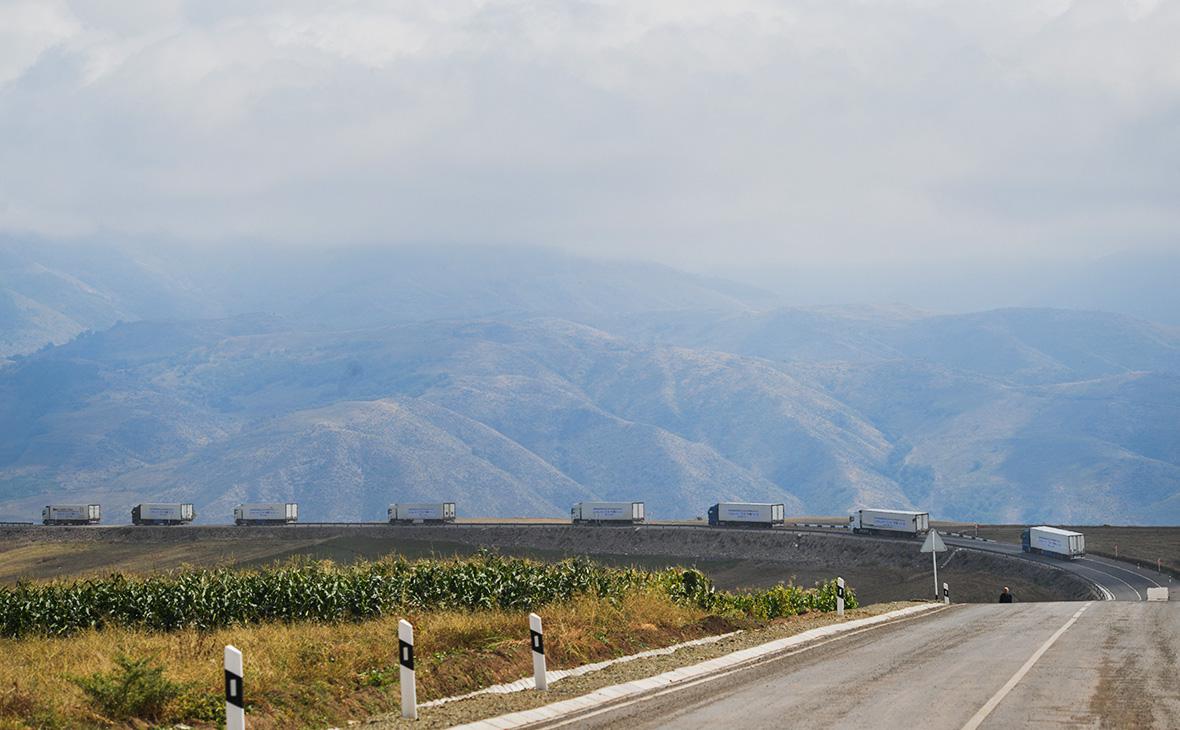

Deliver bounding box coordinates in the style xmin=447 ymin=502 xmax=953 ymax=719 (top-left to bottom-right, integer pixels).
xmin=943 ymin=582 xmax=950 ymax=605
xmin=530 ymin=613 xmax=548 ymax=690
xmin=399 ymin=619 xmax=417 ymax=720
xmin=920 ymin=529 xmax=947 ymax=601
xmin=836 ymin=577 xmax=845 ymax=617
xmin=224 ymin=645 xmax=244 ymax=730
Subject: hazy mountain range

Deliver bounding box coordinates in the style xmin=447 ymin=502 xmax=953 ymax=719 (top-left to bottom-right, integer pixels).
xmin=2 ymin=239 xmax=1178 ymax=524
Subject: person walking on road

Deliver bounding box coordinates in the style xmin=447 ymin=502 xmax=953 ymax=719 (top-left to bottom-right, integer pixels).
xmin=998 ymin=586 xmax=1014 ymax=603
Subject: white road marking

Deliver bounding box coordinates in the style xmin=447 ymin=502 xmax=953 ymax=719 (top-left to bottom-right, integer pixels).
xmin=959 ymin=602 xmax=1092 ymax=730
xmin=1081 ymin=557 xmax=1162 ymax=588
xmin=1090 ymin=582 xmax=1116 ymax=601
xmin=534 ymin=606 xmax=952 ymax=729
xmin=1075 ymin=562 xmax=1143 ymax=600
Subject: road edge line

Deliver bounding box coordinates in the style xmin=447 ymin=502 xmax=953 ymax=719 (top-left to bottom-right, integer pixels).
xmin=450 ymin=603 xmax=946 ymax=730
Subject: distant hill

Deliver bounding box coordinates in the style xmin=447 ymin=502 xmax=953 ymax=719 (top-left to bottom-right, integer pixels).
xmin=611 ymin=305 xmax=1180 ymax=384
xmin=2 ymin=240 xmax=1178 ymax=524
xmin=1 ymin=312 xmax=1178 ymax=524
xmin=0 ymin=318 xmax=830 ymax=521
xmin=0 ymin=238 xmax=769 ymax=356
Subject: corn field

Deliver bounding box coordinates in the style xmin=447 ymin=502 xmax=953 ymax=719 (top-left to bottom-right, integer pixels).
xmin=0 ymin=552 xmax=856 ymax=637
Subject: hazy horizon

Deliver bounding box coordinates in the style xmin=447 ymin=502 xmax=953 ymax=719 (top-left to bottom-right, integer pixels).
xmin=5 ymin=233 xmax=1180 ymax=326
xmin=2 ymin=1 xmax=1177 ymax=274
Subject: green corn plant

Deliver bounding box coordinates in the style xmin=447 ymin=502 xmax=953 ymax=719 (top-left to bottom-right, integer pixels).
xmin=0 ymin=552 xmax=856 ymax=638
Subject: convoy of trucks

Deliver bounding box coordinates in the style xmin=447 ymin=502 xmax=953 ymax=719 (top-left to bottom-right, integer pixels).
xmin=1022 ymin=525 xmax=1086 ymax=559
xmin=571 ymin=501 xmax=646 ymax=525
xmin=708 ymin=502 xmax=785 ymax=528
xmin=388 ymin=502 xmax=456 ymax=524
xmin=131 ymin=503 xmax=195 ymax=525
xmin=233 ymin=503 xmax=299 ymax=526
xmin=22 ymin=500 xmax=1091 ymax=569
xmin=849 ymin=508 xmax=930 ymax=536
xmin=41 ymin=504 xmax=101 ymax=525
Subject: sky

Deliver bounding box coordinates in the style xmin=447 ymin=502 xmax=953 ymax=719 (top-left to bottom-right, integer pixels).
xmin=1 ymin=0 xmax=1178 ymax=272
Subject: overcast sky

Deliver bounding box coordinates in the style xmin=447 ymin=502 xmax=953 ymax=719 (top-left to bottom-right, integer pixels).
xmin=1 ymin=0 xmax=1177 ymax=270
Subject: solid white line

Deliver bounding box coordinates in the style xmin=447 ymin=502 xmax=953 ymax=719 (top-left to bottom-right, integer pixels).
xmin=525 ymin=605 xmax=952 ymax=729
xmin=1091 ymin=582 xmax=1116 ymax=601
xmin=959 ymin=601 xmax=1092 ymax=730
xmin=1076 ymin=563 xmax=1143 ymax=600
xmin=1082 ymin=557 xmax=1162 ymax=588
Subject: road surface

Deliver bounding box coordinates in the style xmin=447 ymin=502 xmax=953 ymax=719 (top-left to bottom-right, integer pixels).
xmin=942 ymin=535 xmax=1169 ymax=601
xmin=541 ymin=601 xmax=1179 ymax=729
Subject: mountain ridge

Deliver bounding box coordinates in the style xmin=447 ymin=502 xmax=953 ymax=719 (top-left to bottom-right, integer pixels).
xmin=2 ymin=312 xmax=1177 ymax=523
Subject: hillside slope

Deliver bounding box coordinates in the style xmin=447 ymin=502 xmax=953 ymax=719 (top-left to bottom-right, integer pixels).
xmin=2 ymin=312 xmax=1178 ymax=523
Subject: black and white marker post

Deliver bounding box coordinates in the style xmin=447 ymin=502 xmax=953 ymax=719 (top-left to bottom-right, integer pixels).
xmin=530 ymin=612 xmax=547 ymax=690
xmin=399 ymin=619 xmax=417 ymax=720
xmin=836 ymin=577 xmax=845 ymax=617
xmin=224 ymin=645 xmax=245 ymax=730
xmin=943 ymin=582 xmax=950 ymax=605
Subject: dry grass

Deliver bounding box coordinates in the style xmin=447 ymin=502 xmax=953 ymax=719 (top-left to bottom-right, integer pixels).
xmin=0 ymin=589 xmax=731 ymax=729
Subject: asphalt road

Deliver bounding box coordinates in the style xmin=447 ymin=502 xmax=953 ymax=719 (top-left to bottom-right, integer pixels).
xmin=942 ymin=535 xmax=1171 ymax=601
xmin=542 ymin=601 xmax=1180 ymax=729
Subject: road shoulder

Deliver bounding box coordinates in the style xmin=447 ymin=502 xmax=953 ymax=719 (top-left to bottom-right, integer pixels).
xmin=362 ymin=601 xmax=942 ymax=729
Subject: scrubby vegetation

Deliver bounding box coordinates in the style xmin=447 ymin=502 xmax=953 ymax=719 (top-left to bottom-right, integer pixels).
xmin=0 ymin=551 xmax=855 ymax=638
xmin=71 ymin=654 xmax=184 ymax=722
xmin=0 ymin=554 xmax=858 ymax=728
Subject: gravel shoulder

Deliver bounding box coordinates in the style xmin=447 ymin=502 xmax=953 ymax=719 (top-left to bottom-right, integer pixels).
xmin=360 ymin=601 xmax=929 ymax=729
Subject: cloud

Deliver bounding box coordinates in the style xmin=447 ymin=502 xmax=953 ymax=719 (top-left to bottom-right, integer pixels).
xmin=0 ymin=0 xmax=1177 ymax=268
xmin=0 ymin=0 xmax=81 ymax=85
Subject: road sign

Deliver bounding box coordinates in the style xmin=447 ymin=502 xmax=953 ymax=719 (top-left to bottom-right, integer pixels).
xmin=921 ymin=529 xmax=947 ymax=600
xmin=921 ymin=529 xmax=947 ymax=553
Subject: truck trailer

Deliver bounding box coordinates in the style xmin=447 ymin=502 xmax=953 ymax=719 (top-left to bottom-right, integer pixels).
xmin=707 ymin=502 xmax=785 ymax=528
xmin=850 ymin=508 xmax=929 ymax=536
xmin=1022 ymin=526 xmax=1085 ymax=559
xmin=388 ymin=502 xmax=456 ymax=524
xmin=42 ymin=504 xmax=101 ymax=525
xmin=233 ymin=503 xmax=298 ymax=526
xmin=131 ymin=503 xmax=195 ymax=526
xmin=571 ymin=501 xmax=645 ymax=525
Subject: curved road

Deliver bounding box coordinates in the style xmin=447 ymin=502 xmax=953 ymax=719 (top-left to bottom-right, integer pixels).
xmin=940 ymin=534 xmax=1169 ymax=601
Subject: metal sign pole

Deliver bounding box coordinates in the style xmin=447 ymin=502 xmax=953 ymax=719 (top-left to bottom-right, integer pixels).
xmin=932 ymin=550 xmax=939 ymax=601
xmin=921 ymin=529 xmax=947 ymax=602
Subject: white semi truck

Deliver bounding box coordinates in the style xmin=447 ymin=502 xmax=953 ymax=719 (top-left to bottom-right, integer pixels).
xmin=850 ymin=508 xmax=930 ymax=536
xmin=131 ymin=503 xmax=195 ymax=526
xmin=707 ymin=502 xmax=785 ymax=528
xmin=233 ymin=503 xmax=298 ymax=526
xmin=571 ymin=502 xmax=645 ymax=525
xmin=42 ymin=504 xmax=101 ymax=525
xmin=388 ymin=502 xmax=456 ymax=524
xmin=1022 ymin=526 xmax=1085 ymax=559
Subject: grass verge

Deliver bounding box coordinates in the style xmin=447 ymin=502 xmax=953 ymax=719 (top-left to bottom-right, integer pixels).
xmin=0 ymin=553 xmax=858 ymax=729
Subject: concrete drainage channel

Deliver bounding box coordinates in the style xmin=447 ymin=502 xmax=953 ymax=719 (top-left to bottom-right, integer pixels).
xmin=449 ymin=603 xmax=945 ymax=730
